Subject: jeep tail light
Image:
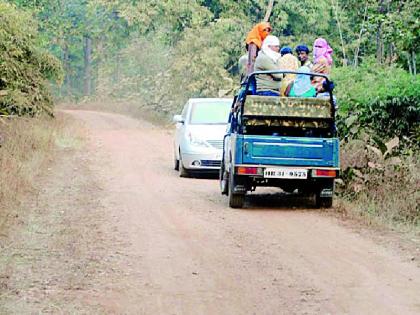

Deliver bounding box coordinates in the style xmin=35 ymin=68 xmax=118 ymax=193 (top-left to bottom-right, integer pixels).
xmin=237 ymin=167 xmax=262 ymax=175
xmin=312 ymin=169 xmax=337 ymax=178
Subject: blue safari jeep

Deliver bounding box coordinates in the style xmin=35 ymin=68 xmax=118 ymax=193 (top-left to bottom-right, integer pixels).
xmin=220 ymin=70 xmax=340 ymax=208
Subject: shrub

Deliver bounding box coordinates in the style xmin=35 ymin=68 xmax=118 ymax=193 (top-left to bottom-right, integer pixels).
xmin=332 ymin=61 xmax=420 ymax=140
xmin=0 ymin=2 xmax=63 ymax=116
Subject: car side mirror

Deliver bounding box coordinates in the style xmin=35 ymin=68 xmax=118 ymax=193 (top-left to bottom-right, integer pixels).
xmin=173 ymin=115 xmax=184 ymax=124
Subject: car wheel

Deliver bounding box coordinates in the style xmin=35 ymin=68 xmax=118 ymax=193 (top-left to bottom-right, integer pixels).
xmin=174 ymin=154 xmax=179 ymax=171
xmin=228 ymin=173 xmax=245 ymax=208
xmin=178 ymin=151 xmax=189 ymax=178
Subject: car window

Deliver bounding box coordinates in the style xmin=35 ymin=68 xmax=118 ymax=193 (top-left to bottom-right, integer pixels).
xmin=189 ymin=101 xmax=232 ymax=125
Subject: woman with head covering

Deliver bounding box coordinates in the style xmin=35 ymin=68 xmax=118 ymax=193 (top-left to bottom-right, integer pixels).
xmin=244 ymin=22 xmax=272 ymax=75
xmin=313 ymin=38 xmax=333 ymax=67
xmin=246 ymin=22 xmax=272 ymax=49
xmin=311 ymin=38 xmax=333 ymax=92
xmin=278 ymin=51 xmax=299 ymax=96
xmin=254 ymin=35 xmax=283 ymax=96
xmin=285 ymin=66 xmax=316 ymax=98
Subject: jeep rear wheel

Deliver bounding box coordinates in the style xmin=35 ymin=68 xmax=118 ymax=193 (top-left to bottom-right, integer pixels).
xmin=228 ymin=173 xmax=245 ymax=208
xmin=315 ymin=195 xmax=333 ymax=208
xmin=219 ymin=161 xmax=228 ymax=195
xmin=315 ymin=180 xmax=334 ymax=208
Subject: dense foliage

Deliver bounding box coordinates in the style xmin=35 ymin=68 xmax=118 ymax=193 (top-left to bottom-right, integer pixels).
xmin=333 ymin=62 xmax=420 ymax=139
xmin=0 ymin=1 xmax=62 ymax=115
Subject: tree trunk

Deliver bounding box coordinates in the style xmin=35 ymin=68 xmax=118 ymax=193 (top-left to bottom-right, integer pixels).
xmin=62 ymin=43 xmax=71 ymax=97
xmin=376 ymin=0 xmax=386 ymax=64
xmin=412 ymin=50 xmax=417 ymax=76
xmin=264 ymin=0 xmax=275 ymax=22
xmin=376 ymin=25 xmax=383 ymax=64
xmin=354 ymin=1 xmax=369 ymax=67
xmin=331 ymin=0 xmax=347 ymax=65
xmin=83 ymin=36 xmax=92 ymax=96
xmin=114 ymin=53 xmax=121 ymax=85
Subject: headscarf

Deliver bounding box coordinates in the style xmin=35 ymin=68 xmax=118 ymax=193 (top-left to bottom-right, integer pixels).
xmin=279 ymin=54 xmax=299 ymax=96
xmin=280 ymin=46 xmax=292 ymax=56
xmin=261 ymin=35 xmax=281 ymax=63
xmin=245 ymin=22 xmax=272 ymax=49
xmin=278 ymin=54 xmax=299 ymax=71
xmin=313 ymin=38 xmax=333 ymax=65
xmin=295 ymin=45 xmax=310 ymax=54
xmin=292 ymin=66 xmax=313 ymax=96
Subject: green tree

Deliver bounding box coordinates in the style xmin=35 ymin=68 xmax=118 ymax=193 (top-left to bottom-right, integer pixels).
xmin=0 ymin=1 xmax=62 ymax=115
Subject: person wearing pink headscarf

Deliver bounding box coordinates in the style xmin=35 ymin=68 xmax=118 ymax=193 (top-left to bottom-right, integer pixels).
xmin=312 ymin=38 xmax=333 ymax=92
xmin=313 ymin=38 xmax=333 ymax=65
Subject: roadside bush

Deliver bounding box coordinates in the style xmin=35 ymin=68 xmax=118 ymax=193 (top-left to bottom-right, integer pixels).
xmin=339 ymin=138 xmax=419 ymax=227
xmin=0 ymin=2 xmax=62 ymax=116
xmin=332 ymin=61 xmax=420 ymax=141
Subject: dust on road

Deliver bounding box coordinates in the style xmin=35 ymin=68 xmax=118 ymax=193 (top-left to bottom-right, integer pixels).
xmin=1 ymin=110 xmax=419 ymax=315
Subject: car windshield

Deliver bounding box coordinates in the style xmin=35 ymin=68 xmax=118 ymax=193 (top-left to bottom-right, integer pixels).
xmin=189 ymin=100 xmax=232 ymax=125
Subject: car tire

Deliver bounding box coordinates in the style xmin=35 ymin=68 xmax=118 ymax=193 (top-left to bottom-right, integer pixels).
xmin=174 ymin=155 xmax=179 ymax=171
xmin=228 ymin=173 xmax=245 ymax=208
xmin=178 ymin=151 xmax=189 ymax=178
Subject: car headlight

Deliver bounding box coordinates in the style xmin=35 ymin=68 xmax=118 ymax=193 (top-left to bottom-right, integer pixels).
xmin=188 ymin=132 xmax=210 ymax=148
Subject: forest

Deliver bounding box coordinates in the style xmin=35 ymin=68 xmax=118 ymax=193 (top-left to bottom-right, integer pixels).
xmin=0 ymin=0 xmax=419 ymax=225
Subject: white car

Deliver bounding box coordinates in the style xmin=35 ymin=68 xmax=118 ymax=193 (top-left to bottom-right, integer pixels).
xmin=173 ymin=98 xmax=233 ymax=177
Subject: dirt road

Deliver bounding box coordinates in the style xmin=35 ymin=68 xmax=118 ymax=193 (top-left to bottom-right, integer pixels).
xmin=1 ymin=110 xmax=419 ymax=314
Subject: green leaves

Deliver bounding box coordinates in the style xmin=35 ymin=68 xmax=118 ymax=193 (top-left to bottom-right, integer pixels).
xmin=333 ymin=61 xmax=420 ymax=139
xmin=0 ymin=1 xmax=62 ymax=116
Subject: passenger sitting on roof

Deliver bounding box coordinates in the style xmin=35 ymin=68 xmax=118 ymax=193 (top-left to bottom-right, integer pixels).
xmin=254 ymin=35 xmax=283 ymax=97
xmin=285 ymin=66 xmax=317 ymax=98
xmin=244 ymin=22 xmax=272 ymax=75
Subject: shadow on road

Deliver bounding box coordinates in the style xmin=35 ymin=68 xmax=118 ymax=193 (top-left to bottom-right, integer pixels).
xmin=243 ymin=192 xmax=316 ymax=210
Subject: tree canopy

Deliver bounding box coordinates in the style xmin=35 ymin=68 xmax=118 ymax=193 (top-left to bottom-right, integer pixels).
xmin=1 ymin=0 xmax=419 ymax=136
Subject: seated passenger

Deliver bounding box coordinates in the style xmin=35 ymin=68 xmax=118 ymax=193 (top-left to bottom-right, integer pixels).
xmin=311 ymin=38 xmax=333 ymax=92
xmin=278 ymin=49 xmax=299 ymax=96
xmin=285 ymin=66 xmax=316 ymax=97
xmin=254 ymin=35 xmax=282 ymax=96
xmin=295 ymin=45 xmax=313 ymax=68
xmin=280 ymin=46 xmax=293 ymax=57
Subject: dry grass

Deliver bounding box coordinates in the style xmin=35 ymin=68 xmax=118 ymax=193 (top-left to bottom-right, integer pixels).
xmin=0 ymin=113 xmax=83 ymax=231
xmin=338 ymin=140 xmax=420 ymax=234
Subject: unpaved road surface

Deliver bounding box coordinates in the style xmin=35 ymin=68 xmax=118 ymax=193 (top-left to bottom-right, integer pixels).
xmin=1 ymin=110 xmax=419 ymax=314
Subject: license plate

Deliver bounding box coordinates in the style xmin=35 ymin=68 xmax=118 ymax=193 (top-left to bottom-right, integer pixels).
xmin=264 ymin=168 xmax=308 ymax=179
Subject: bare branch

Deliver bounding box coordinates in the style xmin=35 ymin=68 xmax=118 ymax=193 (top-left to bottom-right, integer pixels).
xmin=264 ymin=0 xmax=275 ymax=22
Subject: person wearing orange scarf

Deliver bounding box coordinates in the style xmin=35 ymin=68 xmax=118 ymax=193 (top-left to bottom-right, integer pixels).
xmin=244 ymin=22 xmax=272 ymax=75
xmin=246 ymin=22 xmax=272 ymax=49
